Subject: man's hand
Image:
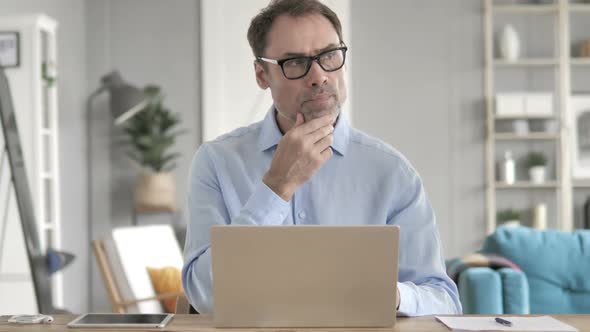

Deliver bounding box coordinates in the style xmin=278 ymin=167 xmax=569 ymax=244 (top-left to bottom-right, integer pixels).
xmin=263 ymin=112 xmax=335 ymax=201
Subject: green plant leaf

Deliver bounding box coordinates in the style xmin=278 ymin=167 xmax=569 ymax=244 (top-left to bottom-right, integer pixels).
xmin=120 ymin=84 xmax=184 ymax=171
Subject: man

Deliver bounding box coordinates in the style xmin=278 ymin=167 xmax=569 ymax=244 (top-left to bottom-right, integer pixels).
xmin=182 ymin=0 xmax=462 ymax=316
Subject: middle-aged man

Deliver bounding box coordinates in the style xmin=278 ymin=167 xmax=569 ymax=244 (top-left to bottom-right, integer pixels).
xmin=182 ymin=0 xmax=462 ymax=316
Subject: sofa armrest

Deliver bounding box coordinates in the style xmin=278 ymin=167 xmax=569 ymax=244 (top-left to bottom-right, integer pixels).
xmin=458 ymin=267 xmax=529 ymax=314
xmin=458 ymin=267 xmax=503 ymax=314
xmin=497 ymin=267 xmax=529 ymax=314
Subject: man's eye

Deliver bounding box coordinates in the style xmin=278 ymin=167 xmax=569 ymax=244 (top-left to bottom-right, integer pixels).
xmin=322 ymin=51 xmax=337 ymax=59
xmin=285 ymin=58 xmax=308 ymax=67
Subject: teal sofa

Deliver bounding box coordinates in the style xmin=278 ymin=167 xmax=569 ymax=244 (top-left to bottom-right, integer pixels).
xmin=458 ymin=226 xmax=590 ymax=314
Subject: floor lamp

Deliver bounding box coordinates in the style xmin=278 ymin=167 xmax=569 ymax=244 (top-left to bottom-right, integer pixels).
xmin=86 ymin=70 xmax=149 ymax=310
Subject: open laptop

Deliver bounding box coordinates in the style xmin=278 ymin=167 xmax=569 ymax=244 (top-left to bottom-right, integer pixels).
xmin=211 ymin=225 xmax=399 ymax=328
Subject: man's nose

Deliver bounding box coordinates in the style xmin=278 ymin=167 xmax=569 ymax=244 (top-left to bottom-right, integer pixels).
xmin=306 ymin=60 xmax=328 ymax=87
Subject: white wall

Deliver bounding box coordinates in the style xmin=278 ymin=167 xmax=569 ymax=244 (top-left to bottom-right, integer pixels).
xmin=85 ymin=0 xmax=201 ymax=311
xmin=350 ymin=0 xmax=487 ymax=257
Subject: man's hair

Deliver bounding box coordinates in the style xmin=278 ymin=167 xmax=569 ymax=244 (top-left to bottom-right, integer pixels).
xmin=247 ymin=0 xmax=343 ymax=58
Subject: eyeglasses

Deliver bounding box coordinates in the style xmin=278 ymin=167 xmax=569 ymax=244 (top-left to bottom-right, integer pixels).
xmin=257 ymin=45 xmax=348 ymax=80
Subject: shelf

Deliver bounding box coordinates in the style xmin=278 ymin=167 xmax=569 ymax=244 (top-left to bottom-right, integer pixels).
xmin=494 ymin=133 xmax=560 ymax=140
xmin=571 ymin=58 xmax=590 ymax=66
xmin=495 ymin=181 xmax=560 ymax=189
xmin=570 ymin=4 xmax=590 ymax=13
xmin=494 ymin=59 xmax=558 ymax=67
xmin=493 ymin=4 xmax=558 ymax=14
xmin=495 ymin=115 xmax=556 ymax=120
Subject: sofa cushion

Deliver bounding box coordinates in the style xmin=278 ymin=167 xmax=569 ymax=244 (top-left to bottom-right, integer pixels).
xmin=147 ymin=266 xmax=183 ymax=313
xmin=482 ymin=226 xmax=590 ymax=313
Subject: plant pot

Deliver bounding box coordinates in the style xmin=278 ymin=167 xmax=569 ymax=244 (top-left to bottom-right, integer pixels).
xmin=500 ymin=220 xmax=520 ymax=228
xmin=135 ymin=171 xmax=176 ymax=213
xmin=529 ymin=166 xmax=546 ymax=184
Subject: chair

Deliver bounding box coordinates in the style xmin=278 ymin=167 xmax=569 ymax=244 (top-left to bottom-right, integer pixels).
xmin=459 ymin=226 xmax=590 ymax=314
xmin=93 ymin=224 xmax=185 ymax=313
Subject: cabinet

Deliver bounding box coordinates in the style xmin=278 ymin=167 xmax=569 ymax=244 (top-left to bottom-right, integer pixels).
xmin=484 ymin=0 xmax=590 ymax=233
xmin=0 ymin=14 xmax=61 ymax=311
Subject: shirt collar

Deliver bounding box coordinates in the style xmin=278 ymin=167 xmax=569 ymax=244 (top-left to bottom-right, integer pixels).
xmin=257 ymin=105 xmax=350 ymax=156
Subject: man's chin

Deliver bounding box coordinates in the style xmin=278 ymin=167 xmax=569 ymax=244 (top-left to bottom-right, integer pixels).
xmin=302 ymin=108 xmax=339 ymax=122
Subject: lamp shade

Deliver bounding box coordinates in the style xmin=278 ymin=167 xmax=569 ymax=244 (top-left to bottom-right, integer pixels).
xmin=100 ymin=71 xmax=149 ymax=125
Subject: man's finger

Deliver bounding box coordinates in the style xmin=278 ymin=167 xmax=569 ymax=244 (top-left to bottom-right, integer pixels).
xmin=295 ymin=112 xmax=304 ymax=126
xmin=319 ymin=146 xmax=333 ymax=162
xmin=307 ymin=124 xmax=334 ymax=144
xmin=295 ymin=113 xmax=336 ymax=135
xmin=314 ymin=134 xmax=333 ymax=153
xmin=287 ymin=113 xmax=305 ymax=133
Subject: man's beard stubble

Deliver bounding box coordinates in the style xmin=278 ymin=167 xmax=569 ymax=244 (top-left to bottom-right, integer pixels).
xmin=300 ymin=85 xmax=341 ymax=122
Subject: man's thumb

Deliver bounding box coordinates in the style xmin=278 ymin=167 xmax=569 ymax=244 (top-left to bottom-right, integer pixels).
xmin=294 ymin=112 xmax=304 ymax=126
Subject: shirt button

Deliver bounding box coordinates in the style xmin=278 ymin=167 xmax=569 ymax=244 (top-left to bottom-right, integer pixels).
xmin=298 ymin=211 xmax=306 ymax=219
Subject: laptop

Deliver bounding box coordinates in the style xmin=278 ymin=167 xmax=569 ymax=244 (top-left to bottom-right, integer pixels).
xmin=211 ymin=225 xmax=399 ymax=328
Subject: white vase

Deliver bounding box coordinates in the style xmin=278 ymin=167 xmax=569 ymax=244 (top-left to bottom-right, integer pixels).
xmin=532 ymin=204 xmax=547 ymax=230
xmin=499 ymin=24 xmax=520 ymax=62
xmin=529 ymin=166 xmax=546 ymax=184
xmin=512 ymin=119 xmax=529 ymax=135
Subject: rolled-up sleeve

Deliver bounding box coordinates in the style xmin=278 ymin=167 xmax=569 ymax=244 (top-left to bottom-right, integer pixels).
xmin=388 ymin=161 xmax=462 ymax=316
xmin=181 ymin=144 xmax=290 ymax=313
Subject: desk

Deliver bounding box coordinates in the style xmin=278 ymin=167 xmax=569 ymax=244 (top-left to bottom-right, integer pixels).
xmin=1 ymin=315 xmax=589 ymax=332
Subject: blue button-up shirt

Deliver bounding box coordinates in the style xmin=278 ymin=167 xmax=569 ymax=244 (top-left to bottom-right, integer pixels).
xmin=182 ymin=107 xmax=462 ymax=316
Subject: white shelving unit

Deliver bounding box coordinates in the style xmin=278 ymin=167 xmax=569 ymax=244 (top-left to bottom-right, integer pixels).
xmin=0 ymin=14 xmax=61 ymax=311
xmin=484 ymin=0 xmax=590 ymax=234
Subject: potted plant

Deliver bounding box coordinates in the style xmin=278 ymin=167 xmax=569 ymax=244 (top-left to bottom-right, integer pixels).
xmin=497 ymin=208 xmax=521 ymax=227
xmin=525 ymin=151 xmax=547 ymax=184
xmin=122 ymin=85 xmax=184 ymax=212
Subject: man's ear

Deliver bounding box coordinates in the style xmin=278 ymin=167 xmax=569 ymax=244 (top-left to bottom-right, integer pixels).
xmin=255 ymin=62 xmax=270 ymax=89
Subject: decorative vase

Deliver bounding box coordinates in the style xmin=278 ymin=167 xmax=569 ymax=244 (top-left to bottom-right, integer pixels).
xmin=500 ymin=151 xmax=516 ymax=184
xmin=499 ymin=24 xmax=520 ymax=62
xmin=512 ymin=119 xmax=529 ymax=135
xmin=542 ymin=119 xmax=559 ymax=134
xmin=134 ymin=171 xmax=177 ymax=213
xmin=532 ymin=204 xmax=547 ymax=230
xmin=529 ymin=166 xmax=546 ymax=184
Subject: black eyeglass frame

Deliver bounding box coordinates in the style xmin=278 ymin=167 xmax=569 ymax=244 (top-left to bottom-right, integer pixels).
xmin=256 ymin=44 xmax=348 ymax=80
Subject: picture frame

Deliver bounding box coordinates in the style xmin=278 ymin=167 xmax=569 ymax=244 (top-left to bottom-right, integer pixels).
xmin=0 ymin=31 xmax=20 ymax=68
xmin=569 ymin=95 xmax=590 ymax=179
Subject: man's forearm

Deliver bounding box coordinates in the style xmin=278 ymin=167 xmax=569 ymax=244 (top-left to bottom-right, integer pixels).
xmin=397 ymin=280 xmax=462 ymax=316
xmin=182 ymin=247 xmax=214 ymax=313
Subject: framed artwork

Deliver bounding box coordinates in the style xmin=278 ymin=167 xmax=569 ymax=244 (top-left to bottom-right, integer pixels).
xmin=570 ymin=95 xmax=590 ymax=179
xmin=0 ymin=32 xmax=19 ymax=68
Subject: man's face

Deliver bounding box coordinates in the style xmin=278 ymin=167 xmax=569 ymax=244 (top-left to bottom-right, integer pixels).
xmin=255 ymin=14 xmax=347 ymax=123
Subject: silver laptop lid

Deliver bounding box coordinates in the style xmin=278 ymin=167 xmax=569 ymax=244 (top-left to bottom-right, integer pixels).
xmin=211 ymin=225 xmax=399 ymax=328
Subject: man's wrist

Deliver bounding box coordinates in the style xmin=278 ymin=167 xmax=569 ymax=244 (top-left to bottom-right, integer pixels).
xmin=262 ymin=173 xmax=295 ymax=201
